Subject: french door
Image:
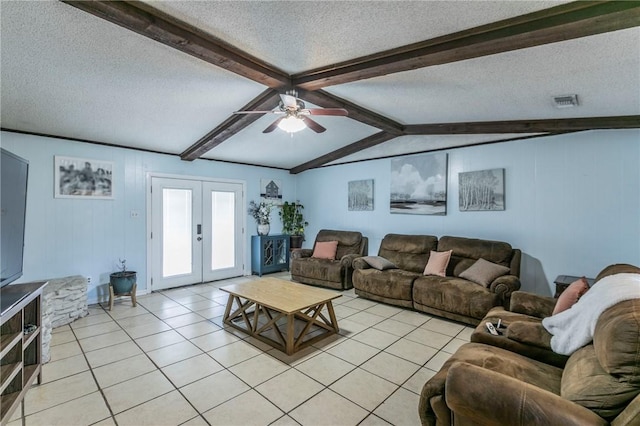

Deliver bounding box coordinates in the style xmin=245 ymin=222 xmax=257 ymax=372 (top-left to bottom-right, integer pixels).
xmin=150 ymin=177 xmax=244 ymax=291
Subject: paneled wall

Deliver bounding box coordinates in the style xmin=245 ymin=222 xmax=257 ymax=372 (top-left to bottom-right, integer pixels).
xmin=296 ymin=130 xmax=640 ymax=295
xmin=1 ymin=131 xmax=296 ymax=303
xmin=3 ymin=130 xmax=638 ymax=301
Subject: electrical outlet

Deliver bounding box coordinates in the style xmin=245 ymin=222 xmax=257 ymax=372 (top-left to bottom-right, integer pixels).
xmin=87 ymin=276 xmax=91 ymax=285
xmin=130 ymin=210 xmax=140 ymax=218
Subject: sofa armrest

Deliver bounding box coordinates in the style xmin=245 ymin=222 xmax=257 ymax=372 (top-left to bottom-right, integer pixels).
xmin=488 ymin=274 xmax=520 ymax=301
xmin=352 ymin=257 xmax=371 ymax=270
xmin=506 ymin=321 xmax=553 ymax=350
xmin=509 ymin=291 xmax=556 ymax=318
xmin=291 ymin=248 xmax=312 ymax=260
xmin=445 ymin=362 xmax=608 ymax=426
xmin=340 ymin=253 xmax=360 ymax=268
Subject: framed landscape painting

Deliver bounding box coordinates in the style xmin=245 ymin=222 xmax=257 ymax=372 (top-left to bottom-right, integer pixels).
xmin=459 ymin=168 xmax=505 ymax=211
xmin=390 ymin=153 xmax=447 ymax=215
xmin=54 ymin=156 xmax=114 ymax=199
xmin=348 ymin=179 xmax=374 ymax=211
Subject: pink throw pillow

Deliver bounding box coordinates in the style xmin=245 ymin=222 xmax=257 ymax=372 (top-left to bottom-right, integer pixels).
xmin=552 ymin=277 xmax=590 ymax=315
xmin=312 ymin=241 xmax=339 ymax=260
xmin=423 ymin=250 xmax=453 ymax=277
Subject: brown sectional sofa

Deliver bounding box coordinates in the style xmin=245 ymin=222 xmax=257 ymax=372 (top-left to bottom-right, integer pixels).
xmin=290 ymin=229 xmax=368 ymax=290
xmin=419 ymin=263 xmax=640 ymax=426
xmin=352 ymin=234 xmax=521 ymax=325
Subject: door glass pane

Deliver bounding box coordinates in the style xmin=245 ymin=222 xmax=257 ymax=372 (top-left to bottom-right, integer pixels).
xmin=211 ymin=191 xmax=235 ymax=270
xmin=163 ymin=188 xmax=192 ymax=277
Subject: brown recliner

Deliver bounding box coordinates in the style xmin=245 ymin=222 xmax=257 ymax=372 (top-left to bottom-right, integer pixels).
xmin=471 ymin=263 xmax=640 ymax=368
xmin=290 ymin=229 xmax=367 ymax=290
xmin=419 ymin=264 xmax=640 ymax=426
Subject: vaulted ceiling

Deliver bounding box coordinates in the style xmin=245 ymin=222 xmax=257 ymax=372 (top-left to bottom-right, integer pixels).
xmin=1 ymin=1 xmax=639 ymax=173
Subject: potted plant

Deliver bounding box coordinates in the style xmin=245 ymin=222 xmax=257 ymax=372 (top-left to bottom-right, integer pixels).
xmin=279 ymin=201 xmax=308 ymax=249
xmin=248 ymin=200 xmax=273 ymax=235
xmin=109 ymin=258 xmax=136 ymax=294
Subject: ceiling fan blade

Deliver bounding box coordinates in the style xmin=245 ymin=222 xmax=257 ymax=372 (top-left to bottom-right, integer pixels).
xmin=307 ymin=108 xmax=348 ymax=116
xmin=280 ymin=94 xmax=298 ymax=109
xmin=301 ymin=116 xmax=326 ymax=133
xmin=263 ymin=117 xmax=284 ymax=133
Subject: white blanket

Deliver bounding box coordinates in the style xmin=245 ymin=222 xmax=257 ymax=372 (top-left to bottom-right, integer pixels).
xmin=542 ymin=273 xmax=640 ymax=355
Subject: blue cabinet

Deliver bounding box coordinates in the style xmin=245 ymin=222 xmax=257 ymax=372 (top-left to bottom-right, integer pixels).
xmin=251 ymin=235 xmax=290 ymax=276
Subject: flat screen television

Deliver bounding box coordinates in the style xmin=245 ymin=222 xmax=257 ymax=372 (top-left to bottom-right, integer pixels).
xmin=1 ymin=148 xmax=29 ymax=288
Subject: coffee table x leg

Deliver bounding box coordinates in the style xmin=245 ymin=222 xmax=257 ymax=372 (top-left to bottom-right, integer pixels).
xmin=223 ymin=294 xmax=339 ymax=355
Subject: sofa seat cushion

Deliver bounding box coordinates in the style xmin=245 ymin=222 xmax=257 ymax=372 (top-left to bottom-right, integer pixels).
xmin=353 ymin=268 xmax=420 ymax=302
xmin=471 ymin=308 xmax=569 ymax=368
xmin=562 ymin=345 xmax=640 ymax=420
xmin=413 ymin=276 xmax=499 ymax=320
xmin=291 ymin=257 xmax=343 ymax=283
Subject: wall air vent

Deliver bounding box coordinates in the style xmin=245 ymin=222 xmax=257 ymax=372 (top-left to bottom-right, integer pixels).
xmin=553 ymin=94 xmax=579 ymax=108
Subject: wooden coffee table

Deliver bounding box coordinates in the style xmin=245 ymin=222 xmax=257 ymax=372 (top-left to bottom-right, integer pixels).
xmin=221 ymin=277 xmax=341 ymax=355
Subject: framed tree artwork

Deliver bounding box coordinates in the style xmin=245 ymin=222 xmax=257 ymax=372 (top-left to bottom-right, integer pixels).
xmin=348 ymin=179 xmax=374 ymax=211
xmin=459 ymin=168 xmax=505 ymax=211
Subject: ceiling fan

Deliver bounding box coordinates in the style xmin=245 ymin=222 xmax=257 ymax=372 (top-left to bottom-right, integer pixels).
xmin=234 ymin=90 xmax=348 ymax=134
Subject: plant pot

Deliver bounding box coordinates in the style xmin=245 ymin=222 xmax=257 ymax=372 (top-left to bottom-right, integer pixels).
xmin=257 ymin=223 xmax=270 ymax=236
xmin=110 ymin=271 xmax=136 ymax=294
xmin=290 ymin=235 xmax=304 ymax=249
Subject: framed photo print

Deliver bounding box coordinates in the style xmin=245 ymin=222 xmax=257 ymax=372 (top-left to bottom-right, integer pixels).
xmin=390 ymin=152 xmax=447 ymax=215
xmin=348 ymin=179 xmax=374 ymax=211
xmin=260 ymin=179 xmax=283 ymax=204
xmin=459 ymin=168 xmax=505 ymax=211
xmin=54 ymin=156 xmax=114 ymax=199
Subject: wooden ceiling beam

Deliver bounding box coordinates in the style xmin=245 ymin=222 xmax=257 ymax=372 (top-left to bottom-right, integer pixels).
xmin=289 ymin=131 xmax=398 ymax=174
xmin=62 ymin=1 xmax=291 ymax=88
xmin=404 ymin=115 xmax=640 ymax=135
xmin=292 ymin=1 xmax=640 ymax=90
xmin=297 ymin=89 xmax=404 ymax=135
xmin=291 ymin=115 xmax=640 ymax=173
xmin=181 ymin=89 xmax=281 ymax=161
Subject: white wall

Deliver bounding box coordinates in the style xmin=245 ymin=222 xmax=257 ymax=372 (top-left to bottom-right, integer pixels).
xmin=296 ymin=130 xmax=640 ymax=296
xmin=1 ymin=131 xmax=296 ymax=303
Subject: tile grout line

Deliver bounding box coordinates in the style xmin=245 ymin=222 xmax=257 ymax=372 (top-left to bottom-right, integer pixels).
xmin=34 ymin=274 xmax=475 ymax=426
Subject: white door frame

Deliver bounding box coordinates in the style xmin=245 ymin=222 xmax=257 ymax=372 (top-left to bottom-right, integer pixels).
xmin=145 ymin=172 xmax=247 ymax=292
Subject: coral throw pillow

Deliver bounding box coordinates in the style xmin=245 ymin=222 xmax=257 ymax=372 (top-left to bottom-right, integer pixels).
xmin=312 ymin=241 xmax=339 ymax=260
xmin=552 ymin=277 xmax=590 ymax=315
xmin=423 ymin=250 xmax=453 ymax=277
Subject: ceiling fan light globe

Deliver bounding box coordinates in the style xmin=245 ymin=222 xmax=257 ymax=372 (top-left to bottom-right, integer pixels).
xmin=278 ymin=116 xmax=306 ymax=133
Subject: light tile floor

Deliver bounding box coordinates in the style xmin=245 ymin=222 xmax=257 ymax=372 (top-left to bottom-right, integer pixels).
xmin=10 ymin=272 xmax=474 ymax=426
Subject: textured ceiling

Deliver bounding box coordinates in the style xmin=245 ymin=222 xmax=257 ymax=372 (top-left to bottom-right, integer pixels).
xmin=1 ymin=1 xmax=638 ymax=171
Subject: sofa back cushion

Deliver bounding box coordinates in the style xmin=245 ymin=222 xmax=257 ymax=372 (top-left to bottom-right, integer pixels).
xmin=438 ymin=236 xmax=514 ymax=277
xmin=561 ymin=345 xmax=640 ymax=420
xmin=315 ymin=229 xmax=364 ymax=259
xmin=378 ymin=234 xmax=438 ymax=274
xmin=593 ymin=299 xmax=640 ymax=382
xmin=595 ymin=264 xmax=640 ymax=283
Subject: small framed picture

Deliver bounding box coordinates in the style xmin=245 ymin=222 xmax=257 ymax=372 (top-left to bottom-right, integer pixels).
xmin=348 ymin=179 xmax=374 ymax=211
xmin=54 ymin=156 xmax=114 ymax=199
xmin=260 ymin=179 xmax=283 ymax=204
xmin=459 ymin=168 xmax=505 ymax=211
